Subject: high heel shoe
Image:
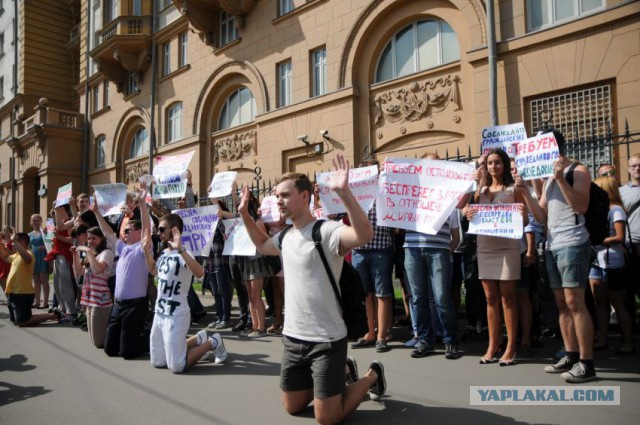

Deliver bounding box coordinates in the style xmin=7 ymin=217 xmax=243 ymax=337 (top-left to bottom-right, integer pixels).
xmin=479 ymin=351 xmax=500 ymax=364
xmin=499 ymin=357 xmax=517 ymax=367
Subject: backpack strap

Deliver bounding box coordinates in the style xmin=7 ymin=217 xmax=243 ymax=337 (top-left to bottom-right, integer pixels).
xmin=311 ymin=220 xmax=345 ymax=314
xmin=277 ymin=224 xmax=293 ymax=247
xmin=563 ymin=162 xmax=581 ymax=225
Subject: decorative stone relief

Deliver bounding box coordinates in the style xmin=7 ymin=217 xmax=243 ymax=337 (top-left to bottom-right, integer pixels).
xmin=214 ymin=130 xmax=257 ymax=164
xmin=373 ymin=75 xmax=461 ymax=128
xmin=125 ymin=161 xmax=149 ymax=184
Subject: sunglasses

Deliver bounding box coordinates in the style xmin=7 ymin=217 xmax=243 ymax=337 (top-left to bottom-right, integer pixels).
xmin=124 ymin=228 xmax=139 ymax=234
xmin=157 ymin=227 xmax=167 ymax=233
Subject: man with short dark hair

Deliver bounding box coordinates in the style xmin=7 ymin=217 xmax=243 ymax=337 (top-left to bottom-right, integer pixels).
xmin=620 ymin=153 xmax=640 ymax=328
xmin=238 ymin=154 xmax=386 ymax=424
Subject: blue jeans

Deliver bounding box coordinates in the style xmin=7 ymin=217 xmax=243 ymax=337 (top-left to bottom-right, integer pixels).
xmin=352 ymin=248 xmax=394 ymax=297
xmin=404 ymin=247 xmax=457 ymax=344
xmin=208 ymin=269 xmax=232 ymax=322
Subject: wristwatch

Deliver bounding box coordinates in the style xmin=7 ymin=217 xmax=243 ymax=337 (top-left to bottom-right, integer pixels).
xmin=177 ymin=247 xmax=186 ymax=254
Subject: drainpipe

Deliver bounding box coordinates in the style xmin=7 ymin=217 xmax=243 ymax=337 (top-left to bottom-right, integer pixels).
xmin=487 ymin=0 xmax=498 ymax=126
xmin=82 ymin=3 xmax=92 ymax=192
xmin=148 ymin=2 xmax=159 ymax=174
xmin=10 ymin=0 xmax=19 ymax=227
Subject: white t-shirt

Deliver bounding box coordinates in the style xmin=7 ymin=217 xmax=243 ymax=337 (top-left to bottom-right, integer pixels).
xmin=593 ymin=205 xmax=627 ymax=269
xmin=273 ymin=220 xmax=346 ymax=342
xmin=154 ymin=250 xmax=193 ymax=317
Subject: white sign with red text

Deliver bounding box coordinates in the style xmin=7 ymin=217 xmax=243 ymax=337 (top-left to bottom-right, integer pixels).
xmin=316 ymin=165 xmax=378 ymax=214
xmin=481 ymin=122 xmax=527 ymax=158
xmin=514 ymin=133 xmax=560 ymax=180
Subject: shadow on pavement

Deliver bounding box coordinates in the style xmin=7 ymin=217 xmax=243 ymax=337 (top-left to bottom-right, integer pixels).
xmin=0 ymin=382 xmax=51 ymax=407
xmin=0 ymin=354 xmax=36 ymax=372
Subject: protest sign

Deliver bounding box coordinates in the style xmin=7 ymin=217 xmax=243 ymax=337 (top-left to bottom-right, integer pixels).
xmin=481 ymin=122 xmax=527 ymax=158
xmin=222 ymin=218 xmax=256 ymax=256
xmin=92 ymin=183 xmax=128 ymax=216
xmin=514 ymin=132 xmax=560 ymax=180
xmin=208 ymin=171 xmax=237 ymax=198
xmin=55 ymin=182 xmax=73 ymax=207
xmin=467 ymin=203 xmax=524 ymax=239
xmin=316 ymin=165 xmax=378 ymax=214
xmin=43 ymin=219 xmax=55 ymax=252
xmin=377 ymin=158 xmax=475 ymax=234
xmin=152 ymin=151 xmax=195 ymax=199
xmin=259 ymin=195 xmax=280 ymax=223
xmin=171 ymin=205 xmax=219 ymax=256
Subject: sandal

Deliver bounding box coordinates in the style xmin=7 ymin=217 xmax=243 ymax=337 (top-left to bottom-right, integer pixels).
xmin=351 ymin=338 xmax=376 ymax=348
xmin=267 ymin=323 xmax=283 ymax=334
xmin=499 ymin=358 xmax=517 ymax=367
xmin=479 ymin=350 xmax=500 ymax=364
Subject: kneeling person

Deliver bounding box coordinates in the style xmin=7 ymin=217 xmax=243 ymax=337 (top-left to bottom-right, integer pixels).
xmin=142 ymin=214 xmax=227 ymax=373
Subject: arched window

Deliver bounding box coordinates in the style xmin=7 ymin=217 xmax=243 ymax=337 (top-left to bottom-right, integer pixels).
xmin=129 ymin=127 xmax=149 ymax=159
xmin=218 ymin=87 xmax=256 ymax=130
xmin=375 ymin=20 xmax=460 ymax=83
xmin=96 ymin=135 xmax=106 ymax=167
xmin=167 ymin=103 xmax=183 ymax=143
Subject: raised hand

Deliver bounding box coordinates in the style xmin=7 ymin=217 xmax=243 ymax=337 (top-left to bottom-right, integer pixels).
xmin=167 ymin=227 xmax=182 ymax=251
xmin=238 ymin=184 xmax=250 ymax=217
xmin=328 ymin=153 xmax=350 ymax=193
xmin=141 ymin=227 xmax=152 ymax=252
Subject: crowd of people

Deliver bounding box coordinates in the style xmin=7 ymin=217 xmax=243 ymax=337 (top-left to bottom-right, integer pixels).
xmin=1 ymin=130 xmax=639 ymax=424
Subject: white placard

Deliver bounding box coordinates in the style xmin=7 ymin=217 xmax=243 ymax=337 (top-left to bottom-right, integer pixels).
xmin=376 ymin=158 xmax=475 ymax=234
xmin=221 ymin=218 xmax=257 ymax=256
xmin=208 ymin=171 xmax=237 ymax=198
xmin=481 ymin=122 xmax=527 ymax=158
xmin=171 ymin=205 xmax=219 ymax=256
xmin=513 ymin=133 xmax=560 ymax=180
xmin=152 ymin=151 xmax=195 ymax=199
xmin=92 ymin=183 xmax=128 ymax=216
xmin=43 ymin=219 xmax=55 ymax=253
xmin=316 ymin=165 xmax=378 ymax=214
xmin=55 ymin=182 xmax=72 ymax=207
xmin=259 ymin=195 xmax=280 ymax=223
xmin=467 ymin=204 xmax=524 ymax=239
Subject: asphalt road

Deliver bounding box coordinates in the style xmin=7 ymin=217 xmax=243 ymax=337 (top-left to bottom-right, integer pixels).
xmin=1 ymin=295 xmax=638 ymax=425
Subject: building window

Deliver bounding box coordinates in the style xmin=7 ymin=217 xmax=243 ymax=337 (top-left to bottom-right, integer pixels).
xmin=218 ymin=87 xmax=256 ymax=130
xmin=105 ymin=0 xmax=118 ymax=24
xmin=96 ymin=136 xmax=106 ymax=167
xmin=278 ymin=61 xmax=292 ymax=107
xmin=279 ymin=0 xmax=294 ymax=16
xmin=529 ymin=83 xmax=613 ymax=170
xmin=103 ymin=81 xmax=110 ymax=108
xmin=167 ymin=103 xmax=183 ymax=143
xmin=0 ymin=76 xmax=4 ymax=101
xmin=129 ymin=127 xmax=149 ymax=159
xmin=0 ymin=32 xmax=4 ymax=56
xmin=179 ymin=32 xmax=188 ymax=68
xmin=220 ymin=11 xmax=238 ymax=46
xmin=126 ymin=72 xmax=139 ymax=95
xmin=131 ymin=0 xmax=142 ymax=16
xmin=527 ymin=0 xmax=605 ymax=31
xmin=311 ymin=48 xmax=327 ymax=97
xmin=375 ymin=20 xmax=460 ymax=84
xmin=92 ymin=85 xmax=100 ymax=113
xmin=162 ymin=42 xmax=171 ymax=76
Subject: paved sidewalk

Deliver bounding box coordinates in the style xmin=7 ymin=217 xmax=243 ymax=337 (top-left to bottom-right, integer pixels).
xmin=0 ymin=295 xmax=638 ymax=425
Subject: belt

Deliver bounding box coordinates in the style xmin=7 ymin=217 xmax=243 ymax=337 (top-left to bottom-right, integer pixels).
xmin=114 ymin=296 xmax=147 ymax=306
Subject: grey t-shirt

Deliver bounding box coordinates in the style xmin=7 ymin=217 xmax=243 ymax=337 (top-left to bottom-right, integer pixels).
xmin=620 ymin=183 xmax=640 ymax=244
xmin=545 ymin=166 xmax=589 ymax=250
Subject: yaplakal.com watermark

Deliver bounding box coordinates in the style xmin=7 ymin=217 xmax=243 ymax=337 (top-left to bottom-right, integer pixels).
xmin=470 ymin=386 xmax=620 ymax=405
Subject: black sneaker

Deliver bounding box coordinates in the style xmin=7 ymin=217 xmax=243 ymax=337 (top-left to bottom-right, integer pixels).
xmin=561 ymin=362 xmax=597 ymax=383
xmin=232 ymin=320 xmax=247 ymax=332
xmin=375 ymin=340 xmax=390 ymax=353
xmin=544 ymin=355 xmax=577 ymax=373
xmin=345 ymin=356 xmax=359 ymax=384
xmin=444 ymin=343 xmax=461 ymax=360
xmin=411 ymin=341 xmax=434 ymax=358
xmin=368 ymin=361 xmax=386 ymax=401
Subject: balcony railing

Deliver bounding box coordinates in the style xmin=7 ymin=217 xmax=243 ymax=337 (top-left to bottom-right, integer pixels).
xmin=99 ymin=16 xmax=152 ymax=44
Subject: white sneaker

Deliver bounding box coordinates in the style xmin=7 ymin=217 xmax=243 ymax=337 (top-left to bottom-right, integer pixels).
xmin=210 ymin=333 xmax=228 ymax=364
xmin=195 ymin=329 xmax=208 ymax=346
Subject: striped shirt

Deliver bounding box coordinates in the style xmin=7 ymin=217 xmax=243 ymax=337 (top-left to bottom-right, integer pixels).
xmin=355 ymin=201 xmax=393 ymax=251
xmin=404 ymin=211 xmax=459 ymax=251
xmin=81 ymin=249 xmax=114 ymax=308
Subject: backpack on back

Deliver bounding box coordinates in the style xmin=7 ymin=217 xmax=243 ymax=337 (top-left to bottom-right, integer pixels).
xmin=278 ymin=220 xmax=368 ymax=339
xmin=566 ymin=162 xmax=610 ymax=246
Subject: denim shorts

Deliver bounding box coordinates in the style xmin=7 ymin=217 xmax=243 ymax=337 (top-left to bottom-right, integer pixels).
xmin=280 ymin=335 xmax=348 ymax=398
xmin=589 ymin=265 xmax=628 ymax=291
xmin=545 ymin=241 xmax=591 ymax=289
xmin=352 ymin=247 xmax=394 ymax=297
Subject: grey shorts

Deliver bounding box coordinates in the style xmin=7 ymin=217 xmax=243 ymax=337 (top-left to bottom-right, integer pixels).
xmin=545 ymin=241 xmax=591 ymax=289
xmin=280 ymin=335 xmax=347 ymax=399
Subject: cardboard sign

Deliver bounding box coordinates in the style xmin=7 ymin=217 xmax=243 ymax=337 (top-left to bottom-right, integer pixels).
xmin=259 ymin=195 xmax=281 ymax=223
xmin=316 ymin=165 xmax=378 ymax=214
xmin=221 ymin=218 xmax=257 ymax=256
xmin=171 ymin=205 xmax=219 ymax=256
xmin=467 ymin=203 xmax=524 ymax=239
xmin=152 ymin=151 xmax=195 ymax=199
xmin=514 ymin=133 xmax=560 ymax=180
xmin=55 ymin=183 xmax=73 ymax=207
xmin=208 ymin=171 xmax=237 ymax=198
xmin=377 ymin=158 xmax=475 ymax=234
xmin=93 ymin=183 xmax=128 ymax=216
xmin=43 ymin=219 xmax=56 ymax=252
xmin=481 ymin=122 xmax=527 ymax=158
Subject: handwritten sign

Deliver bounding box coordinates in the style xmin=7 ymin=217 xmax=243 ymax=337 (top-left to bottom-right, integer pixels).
xmin=514 ymin=133 xmax=560 ymax=180
xmin=172 ymin=205 xmax=219 ymax=256
xmin=481 ymin=122 xmax=527 ymax=158
xmin=467 ymin=204 xmax=524 ymax=239
xmin=55 ymin=183 xmax=73 ymax=207
xmin=93 ymin=183 xmax=128 ymax=216
xmin=43 ymin=219 xmax=56 ymax=252
xmin=316 ymin=165 xmax=378 ymax=214
xmin=259 ymin=195 xmax=281 ymax=223
xmin=377 ymin=158 xmax=474 ymax=234
xmin=208 ymin=171 xmax=237 ymax=198
xmin=152 ymin=151 xmax=195 ymax=199
xmin=222 ymin=218 xmax=256 ymax=256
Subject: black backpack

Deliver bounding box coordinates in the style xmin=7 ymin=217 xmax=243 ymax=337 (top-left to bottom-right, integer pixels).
xmin=279 ymin=220 xmax=368 ymax=340
xmin=566 ymin=163 xmax=610 ymax=245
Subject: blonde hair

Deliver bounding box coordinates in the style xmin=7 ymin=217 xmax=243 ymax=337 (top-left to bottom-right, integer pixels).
xmin=594 ymin=176 xmax=624 ymax=209
xmin=31 ymin=214 xmax=43 ymax=223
